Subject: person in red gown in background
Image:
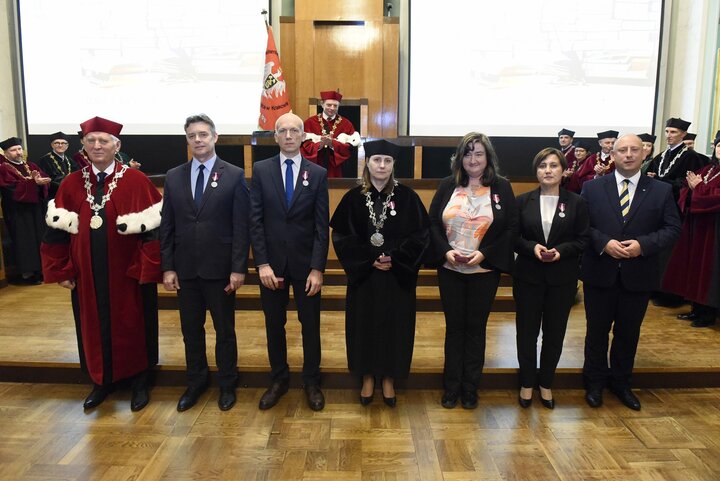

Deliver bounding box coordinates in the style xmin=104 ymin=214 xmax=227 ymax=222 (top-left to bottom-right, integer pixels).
xmin=567 ymin=130 xmax=618 ymax=194
xmin=301 ymin=90 xmax=360 ymax=178
xmin=0 ymin=137 xmax=50 ymax=284
xmin=41 ymin=116 xmax=163 ymax=412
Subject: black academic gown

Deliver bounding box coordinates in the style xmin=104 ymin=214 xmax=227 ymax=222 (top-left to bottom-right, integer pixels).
xmin=331 ymin=183 xmax=430 ymax=379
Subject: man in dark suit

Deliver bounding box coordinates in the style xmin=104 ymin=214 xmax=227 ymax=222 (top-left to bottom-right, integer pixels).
xmin=250 ymin=112 xmax=329 ymax=411
xmin=580 ymin=134 xmax=681 ymax=410
xmin=160 ymin=114 xmax=250 ymax=412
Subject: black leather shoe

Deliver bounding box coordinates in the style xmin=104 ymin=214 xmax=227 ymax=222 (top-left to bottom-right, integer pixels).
xmin=258 ymin=381 xmax=289 ymax=410
xmin=585 ymin=390 xmax=603 ymax=408
xmin=677 ymin=312 xmax=697 ymax=321
xmin=382 ymin=394 xmax=397 ymax=408
xmin=130 ymin=385 xmax=150 ymax=412
xmin=691 ymin=317 xmax=716 ymax=328
xmin=177 ymin=384 xmax=208 ymax=412
xmin=612 ymin=388 xmax=641 ymax=411
xmin=461 ymin=391 xmax=478 ymax=410
xmin=540 ymin=398 xmax=555 ymax=410
xmin=518 ymin=395 xmax=532 ymax=408
xmin=305 ymin=385 xmax=325 ymax=411
xmin=360 ymin=393 xmax=373 ymax=406
xmin=83 ymin=384 xmax=113 ymax=410
xmin=441 ymin=391 xmax=458 ymax=409
xmin=218 ymin=387 xmax=236 ymax=411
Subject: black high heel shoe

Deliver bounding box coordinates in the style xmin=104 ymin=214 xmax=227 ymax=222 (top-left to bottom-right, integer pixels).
xmin=360 ymin=376 xmax=375 ymax=406
xmin=382 ymin=377 xmax=396 ymax=408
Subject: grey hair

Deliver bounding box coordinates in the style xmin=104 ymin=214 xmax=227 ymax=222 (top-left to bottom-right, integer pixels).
xmin=184 ymin=114 xmax=217 ymax=135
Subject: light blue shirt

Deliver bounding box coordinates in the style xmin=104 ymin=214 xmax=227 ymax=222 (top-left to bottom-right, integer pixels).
xmin=191 ymin=155 xmax=217 ymax=198
xmin=280 ymin=153 xmax=301 ymax=189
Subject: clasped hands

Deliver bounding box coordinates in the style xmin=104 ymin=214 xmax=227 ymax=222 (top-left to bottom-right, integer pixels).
xmin=603 ymin=239 xmax=642 ymax=259
xmin=445 ymin=249 xmax=484 ymax=267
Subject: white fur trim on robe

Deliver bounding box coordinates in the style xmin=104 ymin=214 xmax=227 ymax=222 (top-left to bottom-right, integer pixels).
xmin=45 ymin=199 xmax=79 ymax=234
xmin=116 ymin=200 xmax=163 ymax=235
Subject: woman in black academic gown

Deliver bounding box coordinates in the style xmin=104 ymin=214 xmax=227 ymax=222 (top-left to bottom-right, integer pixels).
xmin=330 ymin=139 xmax=430 ymax=407
xmin=514 ymin=148 xmax=589 ymax=409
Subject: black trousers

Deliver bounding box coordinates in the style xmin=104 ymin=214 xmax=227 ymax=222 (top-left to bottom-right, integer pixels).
xmin=513 ymin=279 xmax=576 ymax=389
xmin=583 ymin=279 xmax=650 ymax=391
xmin=178 ymin=277 xmax=238 ymax=389
xmin=260 ymin=275 xmax=322 ymax=386
xmin=438 ymin=267 xmax=500 ymax=394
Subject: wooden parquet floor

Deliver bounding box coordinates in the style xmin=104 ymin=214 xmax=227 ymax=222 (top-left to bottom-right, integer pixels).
xmin=1 ymin=283 xmax=719 ymax=375
xmin=1 ymin=382 xmax=720 ymax=480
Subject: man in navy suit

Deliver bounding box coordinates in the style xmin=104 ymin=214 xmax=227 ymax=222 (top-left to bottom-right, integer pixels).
xmin=580 ymin=134 xmax=681 ymax=410
xmin=250 ymin=112 xmax=329 ymax=411
xmin=160 ymin=114 xmax=250 ymax=412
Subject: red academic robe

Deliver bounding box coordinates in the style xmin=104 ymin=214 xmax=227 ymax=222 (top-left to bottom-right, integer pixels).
xmin=301 ymin=114 xmax=356 ymax=178
xmin=662 ymin=163 xmax=720 ymax=307
xmin=566 ymin=152 xmax=615 ymax=193
xmin=73 ymin=150 xmax=91 ymax=170
xmin=41 ymin=163 xmax=163 ymax=385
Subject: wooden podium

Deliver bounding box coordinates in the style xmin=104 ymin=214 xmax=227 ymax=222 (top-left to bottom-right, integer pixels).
xmin=280 ymin=0 xmax=399 ymax=138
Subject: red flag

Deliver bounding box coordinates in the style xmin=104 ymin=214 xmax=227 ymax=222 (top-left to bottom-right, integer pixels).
xmin=258 ymin=22 xmax=291 ymax=130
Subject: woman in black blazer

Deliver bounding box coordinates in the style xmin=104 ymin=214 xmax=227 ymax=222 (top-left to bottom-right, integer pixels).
xmin=429 ymin=132 xmax=517 ymax=410
xmin=514 ymin=147 xmax=589 ymax=409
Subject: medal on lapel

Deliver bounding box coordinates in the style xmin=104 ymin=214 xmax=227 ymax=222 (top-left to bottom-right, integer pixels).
xmin=558 ymin=202 xmax=566 ymax=218
xmin=211 ymin=172 xmax=219 ymax=188
xmin=302 ymin=170 xmax=309 ymax=187
xmin=493 ymin=193 xmax=501 ymax=210
xmin=390 ymin=201 xmax=396 ymax=216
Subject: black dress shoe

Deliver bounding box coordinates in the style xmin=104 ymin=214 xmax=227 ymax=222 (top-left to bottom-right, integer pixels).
xmin=441 ymin=391 xmax=458 ymax=409
xmin=218 ymin=387 xmax=236 ymax=411
xmin=611 ymin=388 xmax=641 ymax=411
xmin=258 ymin=381 xmax=289 ymax=410
xmin=360 ymin=393 xmax=374 ymax=406
xmin=691 ymin=317 xmax=716 ymax=328
xmin=177 ymin=384 xmax=208 ymax=412
xmin=461 ymin=391 xmax=478 ymax=410
xmin=540 ymin=398 xmax=555 ymax=410
xmin=130 ymin=385 xmax=150 ymax=412
xmin=585 ymin=390 xmax=603 ymax=408
xmin=518 ymin=395 xmax=532 ymax=408
xmin=677 ymin=312 xmax=698 ymax=321
xmin=305 ymin=385 xmax=325 ymax=411
xmin=382 ymin=394 xmax=397 ymax=408
xmin=83 ymin=384 xmax=113 ymax=410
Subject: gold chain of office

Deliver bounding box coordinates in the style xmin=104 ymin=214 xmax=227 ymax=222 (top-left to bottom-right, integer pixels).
xmin=318 ymin=113 xmax=342 ymax=137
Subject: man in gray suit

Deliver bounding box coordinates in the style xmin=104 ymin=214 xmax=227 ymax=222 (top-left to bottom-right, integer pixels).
xmin=250 ymin=112 xmax=329 ymax=411
xmin=160 ymin=114 xmax=250 ymax=412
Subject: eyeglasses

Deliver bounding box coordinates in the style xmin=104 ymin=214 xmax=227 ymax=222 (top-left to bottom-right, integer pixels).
xmin=52 ymin=141 xmax=69 ymax=146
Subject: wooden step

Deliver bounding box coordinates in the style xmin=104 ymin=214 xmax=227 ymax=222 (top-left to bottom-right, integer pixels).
xmin=157 ymin=285 xmax=516 ymax=311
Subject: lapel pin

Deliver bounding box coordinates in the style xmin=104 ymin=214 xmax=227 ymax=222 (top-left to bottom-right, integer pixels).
xmin=302 ymin=170 xmax=309 ymax=187
xmin=558 ymin=202 xmax=566 ymax=218
xmin=493 ymin=193 xmax=501 ymax=210
xmin=390 ymin=200 xmax=396 ymax=216
xmin=211 ymin=171 xmax=219 ymax=188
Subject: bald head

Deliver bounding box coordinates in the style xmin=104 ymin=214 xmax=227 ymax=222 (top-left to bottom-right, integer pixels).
xmin=612 ymin=134 xmax=644 ymax=177
xmin=274 ymin=112 xmax=305 ymax=157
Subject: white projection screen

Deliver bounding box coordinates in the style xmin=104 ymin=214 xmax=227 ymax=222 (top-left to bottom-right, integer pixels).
xmin=409 ymin=0 xmax=664 ymax=137
xmin=19 ymin=0 xmax=270 ymax=135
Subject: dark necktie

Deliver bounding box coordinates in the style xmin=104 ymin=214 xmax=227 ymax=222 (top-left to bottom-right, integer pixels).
xmin=285 ymin=159 xmax=294 ymax=206
xmin=619 ymin=179 xmax=630 ymax=222
xmin=95 ymin=172 xmax=107 ymax=204
xmin=194 ymin=164 xmax=205 ymax=208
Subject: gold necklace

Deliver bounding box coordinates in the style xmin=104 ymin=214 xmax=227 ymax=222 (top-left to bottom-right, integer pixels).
xmin=82 ymin=164 xmax=129 ymax=229
xmin=49 ymin=152 xmax=72 ymax=176
xmin=318 ymin=113 xmax=341 ymax=137
xmin=4 ymin=159 xmax=31 ymax=179
xmin=703 ymin=164 xmax=720 ymax=184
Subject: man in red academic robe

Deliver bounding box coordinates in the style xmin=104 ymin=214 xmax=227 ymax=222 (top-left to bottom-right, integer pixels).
xmin=569 ymin=130 xmax=618 ymax=194
xmin=0 ymin=136 xmax=50 ymax=284
xmin=301 ymin=90 xmax=360 ymax=178
xmin=41 ymin=116 xmax=163 ymax=411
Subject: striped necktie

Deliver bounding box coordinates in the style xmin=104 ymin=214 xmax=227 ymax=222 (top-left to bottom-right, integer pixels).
xmin=619 ymin=179 xmax=630 ymax=222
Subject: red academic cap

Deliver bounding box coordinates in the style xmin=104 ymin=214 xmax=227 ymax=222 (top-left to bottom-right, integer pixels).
xmin=320 ymin=90 xmax=343 ymax=102
xmin=80 ymin=116 xmax=123 ymax=137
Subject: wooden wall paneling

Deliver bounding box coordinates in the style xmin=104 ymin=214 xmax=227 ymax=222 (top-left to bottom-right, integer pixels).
xmin=382 ymin=18 xmax=400 ymax=138
xmin=279 ymin=18 xmax=296 ymax=112
xmin=414 ymin=145 xmax=423 ymax=179
xmin=364 ymin=20 xmax=385 ymax=138
xmin=293 ymin=19 xmax=317 ymax=125
xmin=295 ymin=0 xmax=382 ymax=21
xmin=243 ymin=145 xmax=253 ymax=177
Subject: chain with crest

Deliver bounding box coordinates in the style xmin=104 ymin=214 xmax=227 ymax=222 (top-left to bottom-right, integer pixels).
xmin=364 ymin=181 xmax=398 ymax=247
xmin=82 ymin=164 xmax=129 ymax=217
